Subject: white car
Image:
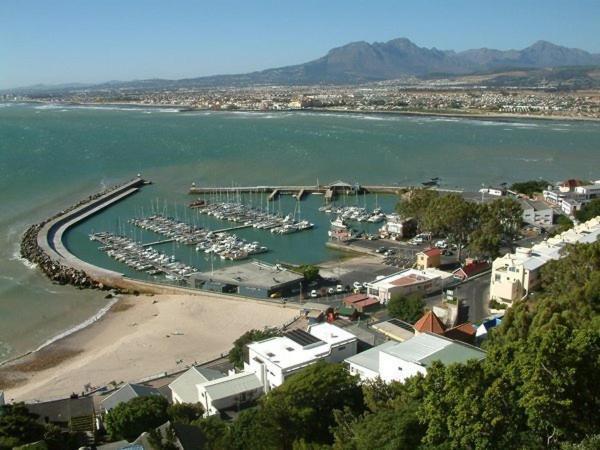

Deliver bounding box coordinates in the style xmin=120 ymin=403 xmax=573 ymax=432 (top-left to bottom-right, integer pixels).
xmin=310 ymin=290 xmax=318 ymax=298
xmin=353 ymin=281 xmax=362 ymax=289
xmin=336 ymin=284 xmax=344 ymax=293
xmin=435 ymin=240 xmax=448 ymax=249
xmin=327 ymin=287 xmax=335 ymax=295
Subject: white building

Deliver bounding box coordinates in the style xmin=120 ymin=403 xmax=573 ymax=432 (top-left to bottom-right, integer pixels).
xmin=366 ymin=268 xmax=453 ymax=304
xmin=490 ymin=216 xmax=600 ymax=303
xmin=518 ymin=198 xmax=553 ymax=227
xmin=245 ymin=323 xmax=357 ymax=390
xmin=346 ymin=333 xmax=486 ymax=383
xmin=169 ymin=365 xmax=264 ymax=417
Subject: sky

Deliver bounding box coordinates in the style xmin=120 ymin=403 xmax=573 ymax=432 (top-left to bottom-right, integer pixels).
xmin=1 ymin=0 xmax=600 ymax=89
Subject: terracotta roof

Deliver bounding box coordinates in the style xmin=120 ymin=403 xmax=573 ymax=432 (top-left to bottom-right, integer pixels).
xmin=353 ymin=297 xmax=379 ymax=308
xmin=421 ymin=248 xmax=442 ymax=257
xmin=453 ymin=261 xmax=490 ymax=279
xmin=413 ymin=310 xmax=446 ymax=335
xmin=343 ymin=293 xmax=369 ymax=305
xmin=391 ymin=274 xmax=427 ymax=286
xmin=444 ymin=322 xmax=476 ymax=344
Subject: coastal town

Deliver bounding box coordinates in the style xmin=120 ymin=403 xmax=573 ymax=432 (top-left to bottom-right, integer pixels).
xmin=5 ymin=82 xmax=600 ymax=120
xmin=2 ymin=172 xmax=599 ymax=448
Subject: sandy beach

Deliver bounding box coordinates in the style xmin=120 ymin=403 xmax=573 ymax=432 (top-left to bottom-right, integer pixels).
xmin=0 ymin=293 xmax=299 ymax=403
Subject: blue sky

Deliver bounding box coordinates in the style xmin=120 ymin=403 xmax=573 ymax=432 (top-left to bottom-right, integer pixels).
xmin=1 ymin=0 xmax=599 ymax=89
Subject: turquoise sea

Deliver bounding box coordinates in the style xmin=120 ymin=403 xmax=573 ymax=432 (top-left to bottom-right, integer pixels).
xmin=1 ymin=102 xmax=600 ymax=362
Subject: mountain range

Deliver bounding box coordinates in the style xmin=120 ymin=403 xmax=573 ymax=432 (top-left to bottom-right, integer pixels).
xmin=7 ymin=38 xmax=600 ymax=92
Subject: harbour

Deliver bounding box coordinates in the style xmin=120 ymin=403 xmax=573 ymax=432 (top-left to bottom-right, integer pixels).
xmin=2 ymin=103 xmax=600 ymax=362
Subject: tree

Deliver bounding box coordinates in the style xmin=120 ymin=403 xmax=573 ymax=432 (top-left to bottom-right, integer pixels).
xmin=229 ymin=327 xmax=281 ymax=369
xmin=575 ymin=198 xmax=600 ymax=222
xmin=298 ymin=264 xmax=319 ymax=282
xmin=104 ymin=396 xmax=169 ymax=441
xmin=510 ymin=180 xmax=549 ymax=197
xmin=166 ymin=402 xmax=204 ymax=424
xmin=258 ymin=361 xmax=364 ymax=449
xmin=387 ymin=294 xmax=425 ymax=323
xmin=0 ymin=403 xmax=45 ymax=450
xmin=422 ymin=194 xmax=478 ymax=260
xmin=192 ymin=415 xmax=230 ymax=450
xmin=396 ymin=189 xmax=439 ymax=230
xmin=483 ymin=197 xmax=523 ymax=241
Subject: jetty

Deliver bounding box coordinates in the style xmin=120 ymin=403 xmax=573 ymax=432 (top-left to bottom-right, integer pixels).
xmin=189 ymin=180 xmax=462 ymax=201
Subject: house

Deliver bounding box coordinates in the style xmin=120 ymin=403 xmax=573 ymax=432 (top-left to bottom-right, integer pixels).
xmin=371 ymin=318 xmax=415 ymax=342
xmin=346 ymin=333 xmax=486 ymax=383
xmin=197 ymin=371 xmax=264 ymax=417
xmin=26 ymin=396 xmax=96 ymax=434
xmin=100 ymin=383 xmax=162 ymax=413
xmin=479 ymin=186 xmax=506 ymax=197
xmin=245 ymin=323 xmax=357 ymax=389
xmin=98 ymin=421 xmax=205 ymax=450
xmin=490 ymin=216 xmax=600 ymax=303
xmin=452 ymin=259 xmax=490 ymax=281
xmin=518 ymin=198 xmax=553 ymax=226
xmin=169 ymin=366 xmax=225 ymax=404
xmin=444 ymin=323 xmax=477 ymax=345
xmin=366 ymin=268 xmax=453 ymax=304
xmin=343 ymin=293 xmax=380 ymax=313
xmin=416 ymin=248 xmax=442 ymax=269
xmin=413 ymin=310 xmax=446 ymax=336
xmin=379 ymin=216 xmax=416 ymax=239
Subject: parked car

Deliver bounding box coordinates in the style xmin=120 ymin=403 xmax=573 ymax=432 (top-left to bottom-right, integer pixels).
xmin=336 ymin=284 xmax=344 ymax=293
xmin=310 ymin=290 xmax=318 ymax=298
xmin=327 ymin=287 xmax=335 ymax=295
xmin=376 ymin=246 xmax=387 ymax=253
xmin=353 ymin=281 xmax=362 ymax=289
xmin=435 ymin=240 xmax=448 ymax=249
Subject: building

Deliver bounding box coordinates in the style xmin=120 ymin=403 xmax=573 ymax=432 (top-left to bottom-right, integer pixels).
xmin=371 ymin=318 xmax=415 ymax=342
xmin=544 ymin=179 xmax=600 ymax=216
xmin=490 ymin=217 xmax=600 ymax=303
xmin=366 ymin=268 xmax=453 ymax=304
xmin=413 ymin=310 xmax=446 ymax=335
xmin=245 ymin=323 xmax=357 ymax=389
xmin=346 ymin=333 xmax=486 ymax=383
xmin=169 ymin=366 xmax=225 ymax=404
xmin=452 ymin=259 xmax=490 ymax=281
xmin=26 ymin=396 xmax=96 ymax=435
xmin=100 ymin=383 xmax=162 ymax=413
xmin=476 ymin=315 xmax=503 ymax=343
xmin=189 ymin=261 xmax=304 ymax=298
xmin=416 ymin=248 xmax=442 ymax=269
xmin=378 ymin=216 xmax=416 ymax=239
xmin=518 ymin=198 xmax=553 ymax=227
xmin=196 ymin=372 xmax=264 ymax=417
xmin=342 ymin=293 xmax=380 ymax=313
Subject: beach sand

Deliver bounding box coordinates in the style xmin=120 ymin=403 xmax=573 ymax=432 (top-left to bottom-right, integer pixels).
xmin=0 ymin=293 xmax=299 ymax=402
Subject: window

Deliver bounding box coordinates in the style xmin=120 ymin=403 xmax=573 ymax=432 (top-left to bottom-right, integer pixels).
xmin=337 ymin=346 xmax=346 ymax=351
xmin=267 ymin=352 xmax=275 ymax=357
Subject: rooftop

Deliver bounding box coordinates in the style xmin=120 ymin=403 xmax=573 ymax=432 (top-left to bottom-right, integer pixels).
xmin=345 ymin=341 xmax=397 ymax=374
xmin=191 ymin=261 xmax=303 ymax=289
xmin=382 ymin=333 xmax=486 ymax=367
xmin=369 ymin=268 xmax=451 ymax=290
xmin=372 ymin=318 xmax=415 ymax=342
xmin=169 ymin=366 xmax=225 ymax=404
xmin=247 ymin=323 xmax=356 ymax=370
xmin=202 ymin=372 xmax=263 ymax=401
xmin=414 ymin=311 xmax=446 ymax=335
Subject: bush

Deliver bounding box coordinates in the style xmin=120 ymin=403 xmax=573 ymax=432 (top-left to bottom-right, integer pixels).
xmin=387 ymin=294 xmax=425 ymax=323
xmin=166 ymin=402 xmax=204 ymax=424
xmin=104 ymin=396 xmax=169 ymax=441
xmin=229 ymin=328 xmax=281 ymax=369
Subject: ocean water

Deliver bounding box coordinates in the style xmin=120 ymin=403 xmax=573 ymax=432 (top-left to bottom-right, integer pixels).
xmin=1 ymin=102 xmax=600 ymax=362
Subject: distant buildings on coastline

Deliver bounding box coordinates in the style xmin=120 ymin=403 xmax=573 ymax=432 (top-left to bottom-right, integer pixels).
xmin=543 ymin=179 xmax=600 ymax=215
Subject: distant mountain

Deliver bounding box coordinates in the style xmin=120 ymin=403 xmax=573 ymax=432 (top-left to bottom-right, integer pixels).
xmin=5 ymin=38 xmax=600 ymax=92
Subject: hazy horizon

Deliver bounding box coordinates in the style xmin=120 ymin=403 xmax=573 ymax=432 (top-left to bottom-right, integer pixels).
xmin=2 ymin=0 xmax=600 ymax=89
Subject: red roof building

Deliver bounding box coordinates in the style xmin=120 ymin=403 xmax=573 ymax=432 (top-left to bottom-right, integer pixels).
xmin=413 ymin=310 xmax=446 ymax=335
xmin=452 ymin=260 xmax=490 ymax=281
xmin=444 ymin=322 xmax=477 ymax=345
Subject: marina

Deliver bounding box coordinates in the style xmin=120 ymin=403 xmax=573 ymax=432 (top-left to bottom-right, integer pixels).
xmin=90 ymin=232 xmax=198 ymax=281
xmin=129 ymin=214 xmax=268 ymax=261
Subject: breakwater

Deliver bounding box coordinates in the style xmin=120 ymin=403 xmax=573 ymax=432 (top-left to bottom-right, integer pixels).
xmin=20 ymin=178 xmax=147 ymax=290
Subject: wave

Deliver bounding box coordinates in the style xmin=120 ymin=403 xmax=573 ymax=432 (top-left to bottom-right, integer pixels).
xmin=33 ymin=297 xmax=119 ymax=353
xmin=10 ymin=249 xmax=37 ymax=270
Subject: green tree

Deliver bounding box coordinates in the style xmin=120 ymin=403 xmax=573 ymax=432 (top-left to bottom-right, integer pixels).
xmin=484 ymin=197 xmax=523 ymax=241
xmin=422 ymin=194 xmax=478 ymax=260
xmin=104 ymin=396 xmax=169 ymax=441
xmin=166 ymin=402 xmax=204 ymax=424
xmin=387 ymin=294 xmax=425 ymax=323
xmin=510 ymin=180 xmax=549 ymax=197
xmin=396 ymin=189 xmax=439 ymax=230
xmin=575 ymin=198 xmax=600 ymax=222
xmin=192 ymin=415 xmax=230 ymax=450
xmin=228 ymin=327 xmax=281 ymax=369
xmin=228 ymin=407 xmax=274 ymax=450
xmin=0 ymin=403 xmax=45 ymax=450
xmin=258 ymin=361 xmax=364 ymax=449
xmin=468 ymin=217 xmax=503 ymax=258
xmin=298 ymin=264 xmax=319 ymax=282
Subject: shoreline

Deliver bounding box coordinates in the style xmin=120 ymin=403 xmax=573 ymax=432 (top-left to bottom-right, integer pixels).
xmin=16 ymin=99 xmax=600 ymax=123
xmin=0 ymin=293 xmax=299 ymax=402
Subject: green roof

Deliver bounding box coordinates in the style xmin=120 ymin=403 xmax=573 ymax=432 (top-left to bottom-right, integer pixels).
xmin=420 ymin=342 xmax=486 ymax=366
